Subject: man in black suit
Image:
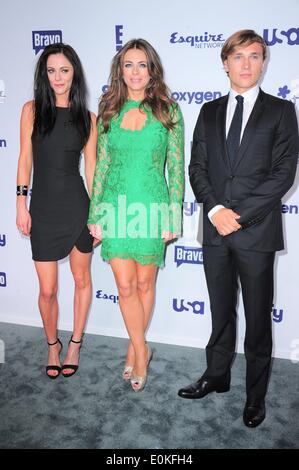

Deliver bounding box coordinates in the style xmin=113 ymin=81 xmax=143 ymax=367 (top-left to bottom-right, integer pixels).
xmin=178 ymin=30 xmax=298 ymax=428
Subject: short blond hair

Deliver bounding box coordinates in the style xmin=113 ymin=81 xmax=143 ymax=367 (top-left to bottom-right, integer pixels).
xmin=221 ymin=29 xmax=267 ymax=62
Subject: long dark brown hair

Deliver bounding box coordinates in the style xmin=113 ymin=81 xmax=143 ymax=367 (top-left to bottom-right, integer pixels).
xmin=32 ymin=43 xmax=91 ymax=145
xmin=99 ymin=38 xmax=177 ymax=131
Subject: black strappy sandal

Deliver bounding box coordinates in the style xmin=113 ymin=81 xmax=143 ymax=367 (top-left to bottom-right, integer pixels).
xmin=61 ymin=336 xmax=82 ymax=378
xmin=46 ymin=338 xmax=63 ymax=379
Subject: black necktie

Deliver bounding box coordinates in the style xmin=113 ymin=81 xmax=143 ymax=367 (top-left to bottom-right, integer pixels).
xmin=226 ymin=95 xmax=244 ymax=164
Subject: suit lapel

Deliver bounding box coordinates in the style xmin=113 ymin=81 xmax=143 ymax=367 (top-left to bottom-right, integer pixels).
xmin=233 ymin=89 xmax=266 ymax=170
xmin=216 ymin=95 xmax=230 ymax=170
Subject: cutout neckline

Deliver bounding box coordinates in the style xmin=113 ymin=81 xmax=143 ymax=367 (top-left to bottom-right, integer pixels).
xmin=120 ymin=107 xmax=148 ymax=132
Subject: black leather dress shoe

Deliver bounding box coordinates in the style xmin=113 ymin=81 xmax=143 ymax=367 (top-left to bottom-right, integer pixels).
xmin=178 ymin=377 xmax=230 ymax=399
xmin=243 ymin=401 xmax=265 ymax=428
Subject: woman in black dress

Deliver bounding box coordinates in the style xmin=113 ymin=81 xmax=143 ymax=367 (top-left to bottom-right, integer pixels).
xmin=16 ymin=43 xmax=97 ymax=379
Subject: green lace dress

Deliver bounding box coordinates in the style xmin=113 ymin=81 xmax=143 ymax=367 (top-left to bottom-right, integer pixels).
xmin=88 ymin=99 xmax=184 ymax=267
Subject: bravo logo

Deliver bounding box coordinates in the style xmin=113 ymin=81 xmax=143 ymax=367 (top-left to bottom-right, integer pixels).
xmin=175 ymin=246 xmax=203 ymax=267
xmin=32 ymin=30 xmax=63 ymax=55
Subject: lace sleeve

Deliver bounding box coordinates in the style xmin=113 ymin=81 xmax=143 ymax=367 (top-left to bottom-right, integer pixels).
xmin=166 ymin=104 xmax=185 ymax=235
xmin=88 ymin=120 xmax=111 ymax=224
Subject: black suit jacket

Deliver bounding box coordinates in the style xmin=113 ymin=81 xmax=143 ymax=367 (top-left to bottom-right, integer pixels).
xmin=189 ymin=89 xmax=298 ymax=252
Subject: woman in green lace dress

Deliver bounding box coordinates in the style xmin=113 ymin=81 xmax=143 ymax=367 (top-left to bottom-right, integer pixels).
xmin=88 ymin=39 xmax=184 ymax=391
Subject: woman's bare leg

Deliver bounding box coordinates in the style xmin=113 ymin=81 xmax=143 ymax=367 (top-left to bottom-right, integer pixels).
xmin=110 ymin=258 xmax=149 ymax=377
xmin=62 ymin=247 xmax=92 ymax=373
xmin=34 ymin=261 xmax=60 ymax=377
xmin=125 ymin=262 xmax=157 ymax=368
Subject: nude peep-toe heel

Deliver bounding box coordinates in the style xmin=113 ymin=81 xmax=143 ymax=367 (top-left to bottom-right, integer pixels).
xmin=130 ymin=345 xmax=153 ymax=392
xmin=122 ymin=365 xmax=134 ymax=381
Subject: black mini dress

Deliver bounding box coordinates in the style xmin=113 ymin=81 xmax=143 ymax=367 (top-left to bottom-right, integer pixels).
xmin=30 ymin=107 xmax=93 ymax=261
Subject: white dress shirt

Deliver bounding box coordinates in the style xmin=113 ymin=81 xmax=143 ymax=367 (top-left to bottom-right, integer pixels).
xmin=208 ymin=85 xmax=260 ymax=223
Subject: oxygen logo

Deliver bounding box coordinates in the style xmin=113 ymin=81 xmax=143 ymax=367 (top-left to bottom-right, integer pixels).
xmin=172 ymin=90 xmax=222 ymax=105
xmin=32 ymin=30 xmax=63 ymax=55
xmin=263 ymin=27 xmax=299 ymax=46
xmin=115 ymin=25 xmax=123 ymax=51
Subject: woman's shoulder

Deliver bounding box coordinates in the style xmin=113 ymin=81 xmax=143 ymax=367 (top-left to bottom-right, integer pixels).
xmin=22 ymin=100 xmax=35 ymax=116
xmin=20 ymin=101 xmax=34 ymax=127
xmin=89 ymin=111 xmax=97 ymax=125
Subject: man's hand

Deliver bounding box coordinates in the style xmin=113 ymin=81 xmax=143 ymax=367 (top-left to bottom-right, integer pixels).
xmin=211 ymin=208 xmax=241 ymax=236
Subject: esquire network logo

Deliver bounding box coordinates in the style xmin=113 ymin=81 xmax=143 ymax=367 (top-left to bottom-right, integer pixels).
xmin=32 ymin=30 xmax=63 ymax=54
xmin=175 ymin=246 xmax=203 ymax=267
xmin=0 ymin=272 xmax=6 ymax=287
xmin=263 ymin=27 xmax=299 ymax=46
xmin=96 ymin=289 xmax=119 ymax=304
xmin=169 ymin=31 xmax=225 ymax=49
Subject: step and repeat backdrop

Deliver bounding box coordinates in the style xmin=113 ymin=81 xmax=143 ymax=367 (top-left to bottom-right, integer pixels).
xmin=1 ymin=0 xmax=298 ymax=360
